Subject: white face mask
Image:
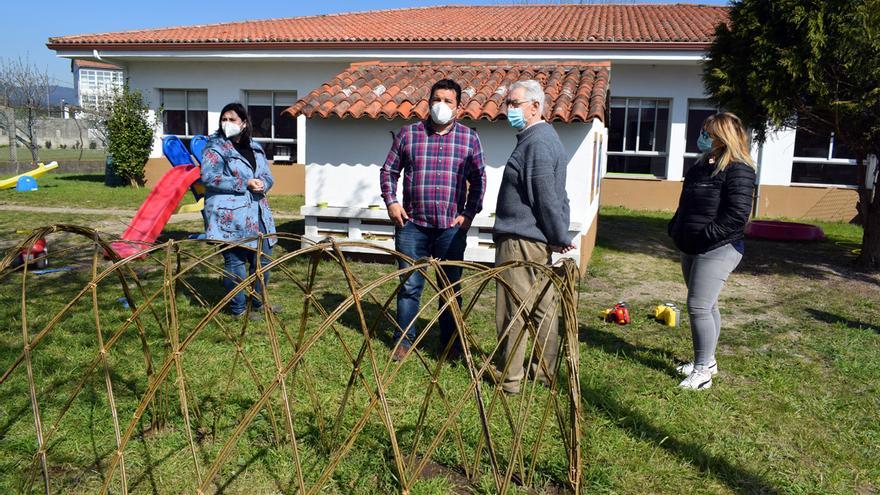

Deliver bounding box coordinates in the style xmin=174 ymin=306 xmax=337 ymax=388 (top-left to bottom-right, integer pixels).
xmin=430 ymin=102 xmax=454 ymax=125
xmin=222 ymin=122 xmax=242 ymax=138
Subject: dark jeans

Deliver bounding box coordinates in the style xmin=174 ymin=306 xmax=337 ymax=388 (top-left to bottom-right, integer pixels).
xmin=222 ymin=238 xmax=272 ymax=315
xmin=394 ymin=221 xmax=467 ymax=351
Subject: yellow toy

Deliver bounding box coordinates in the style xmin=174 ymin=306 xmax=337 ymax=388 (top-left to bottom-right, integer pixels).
xmin=0 ymin=162 xmax=59 ymax=190
xmin=654 ymin=303 xmax=680 ymax=327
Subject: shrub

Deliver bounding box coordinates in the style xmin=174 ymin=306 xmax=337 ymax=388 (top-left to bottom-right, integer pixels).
xmin=105 ymin=85 xmax=156 ymax=187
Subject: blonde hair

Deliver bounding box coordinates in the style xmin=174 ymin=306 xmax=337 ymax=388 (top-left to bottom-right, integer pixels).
xmin=703 ymin=112 xmax=755 ymax=175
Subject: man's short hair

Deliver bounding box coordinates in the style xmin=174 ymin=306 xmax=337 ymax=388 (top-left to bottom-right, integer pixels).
xmin=429 ymin=79 xmax=462 ymax=106
xmin=509 ymin=80 xmax=545 ymax=115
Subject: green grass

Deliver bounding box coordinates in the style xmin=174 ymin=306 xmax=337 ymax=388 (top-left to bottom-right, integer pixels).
xmin=0 ymin=173 xmax=152 ymax=209
xmin=0 ymin=173 xmax=304 ymax=214
xmin=0 ymin=207 xmax=878 ymax=494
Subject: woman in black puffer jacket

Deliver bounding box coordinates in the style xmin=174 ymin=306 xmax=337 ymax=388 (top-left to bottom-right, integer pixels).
xmin=668 ymin=112 xmax=756 ymax=390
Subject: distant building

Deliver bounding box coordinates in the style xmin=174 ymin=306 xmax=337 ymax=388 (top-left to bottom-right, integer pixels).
xmin=71 ymin=59 xmax=122 ymax=111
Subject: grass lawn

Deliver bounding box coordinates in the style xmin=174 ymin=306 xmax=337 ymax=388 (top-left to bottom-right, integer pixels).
xmin=0 ymin=173 xmax=305 ymax=215
xmin=0 ymin=207 xmax=878 ymax=494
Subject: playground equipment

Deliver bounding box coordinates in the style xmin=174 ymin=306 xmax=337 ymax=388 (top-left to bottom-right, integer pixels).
xmin=108 ymin=164 xmax=202 ymax=258
xmin=1 ymin=227 xmax=583 ymax=495
xmin=0 ymin=161 xmax=59 ymax=190
xmin=745 ymin=220 xmax=825 ymax=241
xmin=11 ymin=237 xmax=48 ymax=269
xmin=108 ymin=136 xmax=207 ymax=258
xmin=15 ymin=176 xmax=38 ymax=191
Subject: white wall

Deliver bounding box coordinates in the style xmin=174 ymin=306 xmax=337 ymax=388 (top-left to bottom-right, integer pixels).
xmin=609 ymin=63 xmax=802 ymax=187
xmin=125 ymin=61 xmax=349 ymax=158
xmin=608 ymin=63 xmax=708 ymax=181
xmin=105 ymin=57 xmax=803 ymax=189
xmin=756 ymin=128 xmax=797 ymax=186
xmin=304 ymin=117 xmax=598 ymax=226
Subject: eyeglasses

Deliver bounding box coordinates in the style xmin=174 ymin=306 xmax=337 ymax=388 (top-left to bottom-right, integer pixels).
xmin=505 ymin=99 xmax=530 ymax=107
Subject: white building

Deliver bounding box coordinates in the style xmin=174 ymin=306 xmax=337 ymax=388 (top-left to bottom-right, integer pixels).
xmin=71 ymin=59 xmax=123 ymax=111
xmin=48 ymin=4 xmax=860 ymax=268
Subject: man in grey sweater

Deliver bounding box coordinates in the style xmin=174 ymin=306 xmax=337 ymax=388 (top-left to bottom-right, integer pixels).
xmin=493 ymin=79 xmax=574 ymax=395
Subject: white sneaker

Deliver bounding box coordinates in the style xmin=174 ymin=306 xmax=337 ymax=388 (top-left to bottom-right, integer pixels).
xmin=676 ymin=361 xmax=718 ymax=376
xmin=679 ymin=370 xmax=713 ymax=390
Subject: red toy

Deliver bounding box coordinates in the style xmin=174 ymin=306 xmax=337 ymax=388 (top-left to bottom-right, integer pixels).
xmin=14 ymin=238 xmax=48 ymax=269
xmin=601 ymin=301 xmax=631 ymax=325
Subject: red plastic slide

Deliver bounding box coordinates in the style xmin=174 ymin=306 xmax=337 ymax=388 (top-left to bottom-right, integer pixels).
xmin=109 ymin=165 xmax=202 ymax=259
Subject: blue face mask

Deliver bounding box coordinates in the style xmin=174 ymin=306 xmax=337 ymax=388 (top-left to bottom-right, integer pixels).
xmin=697 ymin=129 xmax=714 ymax=153
xmin=507 ymin=108 xmax=527 ymax=130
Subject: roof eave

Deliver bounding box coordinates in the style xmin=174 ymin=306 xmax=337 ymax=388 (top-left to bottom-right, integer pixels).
xmin=47 ymin=40 xmax=712 ymax=52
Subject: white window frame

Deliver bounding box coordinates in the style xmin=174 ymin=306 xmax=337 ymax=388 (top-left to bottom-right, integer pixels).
xmin=791 ymin=129 xmax=858 ymax=187
xmin=160 ymin=89 xmax=208 ymax=138
xmin=78 ymin=69 xmax=123 ymax=111
xmin=606 ymin=97 xmax=671 ymax=177
xmin=683 ymin=99 xmax=719 ymax=164
xmin=244 ymin=90 xmax=297 ymax=160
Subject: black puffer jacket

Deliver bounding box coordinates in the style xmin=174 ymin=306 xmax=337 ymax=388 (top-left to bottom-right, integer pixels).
xmin=668 ymin=158 xmax=756 ymax=255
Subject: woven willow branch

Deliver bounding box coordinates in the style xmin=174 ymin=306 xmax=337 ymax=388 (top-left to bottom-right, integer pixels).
xmin=0 ymin=225 xmax=583 ymax=494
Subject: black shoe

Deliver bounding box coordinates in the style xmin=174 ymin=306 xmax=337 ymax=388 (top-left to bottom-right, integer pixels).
xmin=445 ymin=346 xmax=464 ymax=363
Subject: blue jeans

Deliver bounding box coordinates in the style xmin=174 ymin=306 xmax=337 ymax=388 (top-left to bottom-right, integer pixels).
xmin=222 ymin=239 xmax=272 ymax=315
xmin=394 ymin=221 xmax=467 ymax=351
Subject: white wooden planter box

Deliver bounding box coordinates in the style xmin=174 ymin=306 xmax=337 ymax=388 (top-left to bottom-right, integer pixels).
xmin=302 ymin=206 xmax=583 ymax=264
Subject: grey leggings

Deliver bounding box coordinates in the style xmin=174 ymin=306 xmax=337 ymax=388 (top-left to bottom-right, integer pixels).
xmin=681 ymin=243 xmax=743 ymax=367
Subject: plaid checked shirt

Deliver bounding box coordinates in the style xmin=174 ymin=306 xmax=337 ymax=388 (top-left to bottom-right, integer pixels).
xmin=380 ymin=120 xmax=486 ymax=229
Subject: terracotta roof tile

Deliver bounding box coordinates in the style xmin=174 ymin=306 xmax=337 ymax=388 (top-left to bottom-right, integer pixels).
xmin=48 ymin=5 xmax=727 ymax=48
xmin=72 ymin=60 xmax=122 ymax=70
xmin=285 ymin=61 xmax=611 ymax=124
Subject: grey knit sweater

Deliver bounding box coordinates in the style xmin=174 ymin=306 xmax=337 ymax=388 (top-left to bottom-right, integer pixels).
xmin=493 ymin=122 xmax=572 ymax=246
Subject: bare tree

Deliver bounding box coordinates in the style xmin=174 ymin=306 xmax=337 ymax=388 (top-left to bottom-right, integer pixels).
xmin=0 ymin=57 xmax=51 ymax=166
xmin=0 ymin=105 xmax=16 ymax=164
xmin=0 ymin=76 xmax=18 ymax=164
xmin=78 ymin=90 xmax=115 ymax=148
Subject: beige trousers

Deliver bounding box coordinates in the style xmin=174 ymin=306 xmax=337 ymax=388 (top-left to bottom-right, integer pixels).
xmin=494 ymin=235 xmax=559 ymax=394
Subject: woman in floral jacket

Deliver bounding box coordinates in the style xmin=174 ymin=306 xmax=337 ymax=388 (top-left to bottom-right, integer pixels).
xmin=202 ymin=103 xmax=279 ymax=319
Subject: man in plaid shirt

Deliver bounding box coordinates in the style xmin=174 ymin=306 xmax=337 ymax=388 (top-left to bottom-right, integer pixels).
xmin=380 ymin=78 xmax=487 ymax=362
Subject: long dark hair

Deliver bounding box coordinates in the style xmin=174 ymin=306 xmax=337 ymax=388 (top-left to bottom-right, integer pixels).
xmin=217 ymin=102 xmax=251 ymax=141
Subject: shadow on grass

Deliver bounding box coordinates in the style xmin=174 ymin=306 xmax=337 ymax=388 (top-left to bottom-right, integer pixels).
xmin=57 ymin=174 xmax=105 ymax=183
xmin=805 ymin=308 xmax=880 ymax=334
xmin=579 ymin=324 xmax=679 ymax=377
xmin=581 ymin=380 xmax=782 ymax=495
xmin=315 ymin=289 xmax=466 ymax=363
xmin=597 ymin=211 xmax=879 ymax=284
xmin=596 ymin=212 xmax=679 ymax=260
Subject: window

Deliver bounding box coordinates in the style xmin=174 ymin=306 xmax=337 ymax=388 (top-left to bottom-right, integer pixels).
xmin=606 ymin=97 xmax=670 ymax=177
xmin=161 ymin=90 xmax=208 ymax=137
xmin=78 ymin=69 xmax=123 ymax=111
xmin=245 ymin=90 xmax=298 ymax=162
xmin=791 ymin=129 xmax=858 ymax=186
xmin=683 ymin=100 xmax=719 ymax=175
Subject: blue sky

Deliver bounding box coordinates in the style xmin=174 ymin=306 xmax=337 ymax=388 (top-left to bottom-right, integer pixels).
xmin=2 ymin=0 xmax=728 ymax=86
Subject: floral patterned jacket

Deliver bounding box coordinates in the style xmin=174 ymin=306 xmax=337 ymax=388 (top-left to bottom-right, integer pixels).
xmin=201 ymin=132 xmax=277 ymax=248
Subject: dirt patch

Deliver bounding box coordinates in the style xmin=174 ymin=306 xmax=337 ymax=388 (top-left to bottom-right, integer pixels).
xmin=411 ymin=455 xmax=569 ymax=495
